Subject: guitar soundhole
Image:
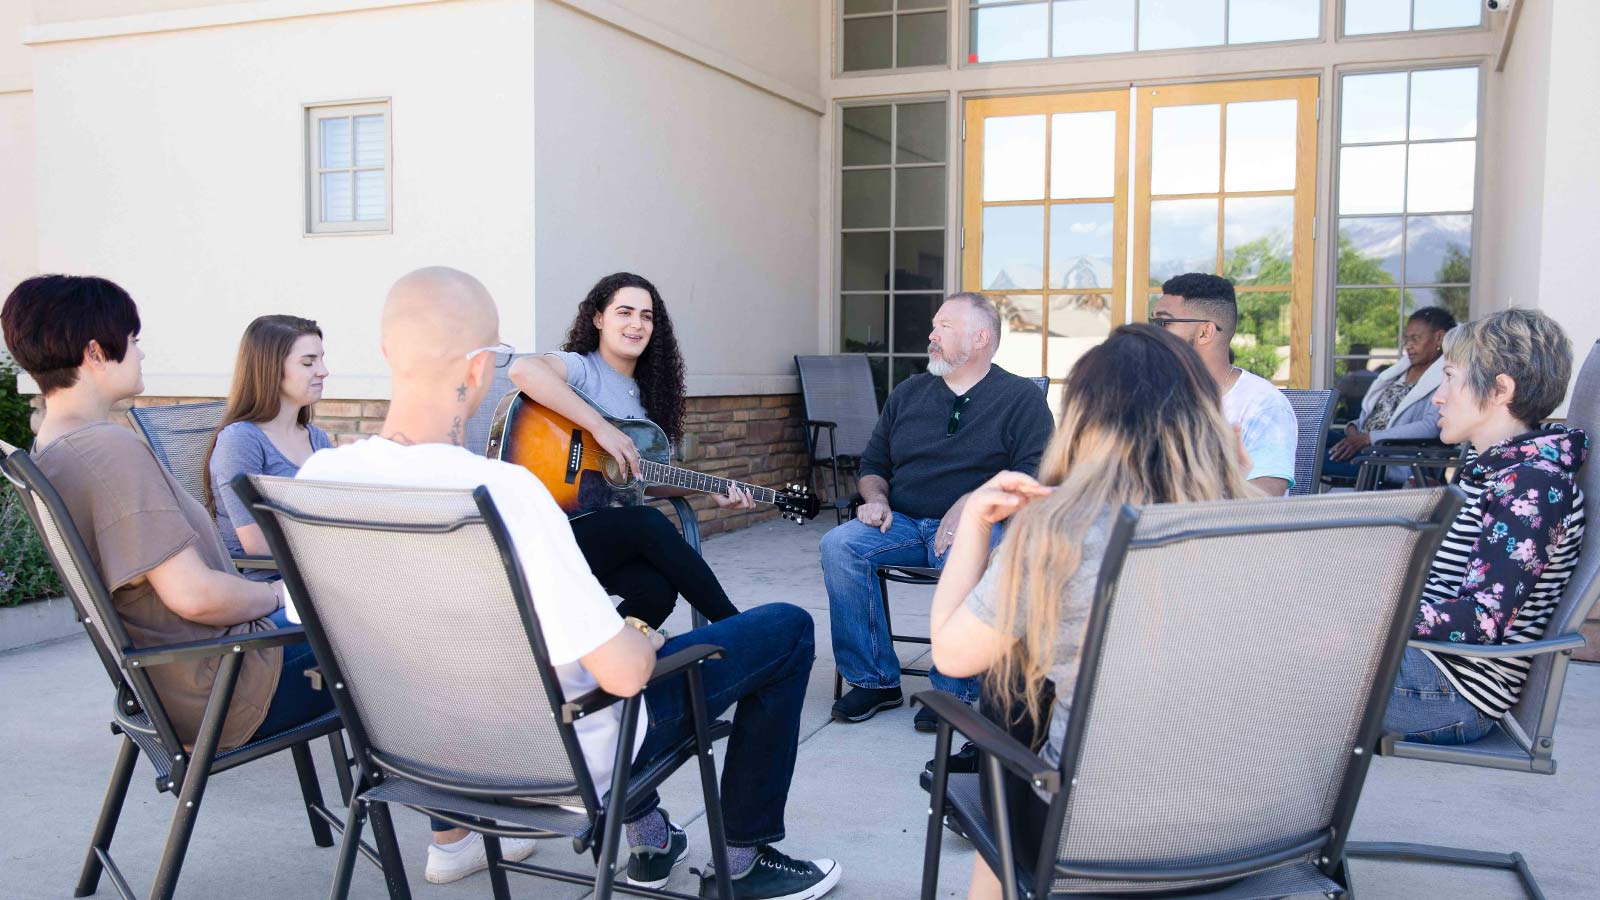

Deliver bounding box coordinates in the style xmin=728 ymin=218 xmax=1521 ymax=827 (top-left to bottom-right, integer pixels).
xmin=601 ymin=456 xmax=631 ymax=487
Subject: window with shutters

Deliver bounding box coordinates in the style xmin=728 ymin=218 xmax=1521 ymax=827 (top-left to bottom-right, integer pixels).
xmin=306 ymin=101 xmax=391 ymax=235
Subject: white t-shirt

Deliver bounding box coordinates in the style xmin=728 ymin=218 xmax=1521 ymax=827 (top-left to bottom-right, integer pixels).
xmin=296 ymin=437 xmax=647 ymax=796
xmin=1221 ymin=368 xmax=1299 ymax=487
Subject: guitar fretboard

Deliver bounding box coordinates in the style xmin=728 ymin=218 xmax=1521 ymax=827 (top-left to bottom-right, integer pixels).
xmin=635 ymin=459 xmax=783 ymax=505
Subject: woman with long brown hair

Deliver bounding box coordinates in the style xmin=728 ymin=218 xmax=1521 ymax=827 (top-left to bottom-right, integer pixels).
xmin=204 ymin=315 xmax=332 ymax=579
xmin=927 ymin=323 xmax=1255 ymax=899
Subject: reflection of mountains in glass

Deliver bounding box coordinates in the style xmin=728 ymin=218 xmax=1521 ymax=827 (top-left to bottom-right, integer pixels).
xmin=989 ymin=256 xmax=1114 ymax=290
xmin=996 ymin=294 xmax=1110 ymax=337
xmin=1340 ymin=216 xmax=1470 ymax=285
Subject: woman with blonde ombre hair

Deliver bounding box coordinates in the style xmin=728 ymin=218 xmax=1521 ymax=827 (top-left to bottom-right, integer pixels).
xmin=927 ymin=323 xmax=1255 ymax=900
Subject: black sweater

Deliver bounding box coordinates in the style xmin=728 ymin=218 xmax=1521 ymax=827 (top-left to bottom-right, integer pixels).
xmin=859 ymin=365 xmax=1054 ymax=520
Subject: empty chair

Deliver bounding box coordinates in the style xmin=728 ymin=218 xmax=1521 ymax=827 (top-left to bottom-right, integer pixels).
xmin=795 ymin=354 xmax=882 ymax=523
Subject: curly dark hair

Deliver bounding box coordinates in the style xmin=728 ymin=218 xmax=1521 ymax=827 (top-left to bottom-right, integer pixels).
xmin=562 ymin=272 xmax=687 ymax=443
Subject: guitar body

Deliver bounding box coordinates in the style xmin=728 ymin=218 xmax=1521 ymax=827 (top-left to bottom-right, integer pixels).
xmin=487 ymin=388 xmax=667 ymax=515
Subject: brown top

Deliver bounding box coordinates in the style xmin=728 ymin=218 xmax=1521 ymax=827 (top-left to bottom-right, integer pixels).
xmin=33 ymin=422 xmax=281 ymax=750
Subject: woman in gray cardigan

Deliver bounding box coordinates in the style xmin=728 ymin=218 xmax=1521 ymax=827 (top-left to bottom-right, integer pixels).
xmin=1327 ymin=306 xmax=1457 ymax=481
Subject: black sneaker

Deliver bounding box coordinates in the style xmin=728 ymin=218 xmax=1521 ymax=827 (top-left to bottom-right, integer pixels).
xmin=830 ymin=686 xmax=903 ymax=723
xmin=626 ymin=812 xmax=688 ymax=889
xmin=922 ymin=740 xmax=979 ymax=776
xmin=697 ymin=845 xmax=841 ymax=900
xmin=913 ymin=704 xmax=940 ymax=732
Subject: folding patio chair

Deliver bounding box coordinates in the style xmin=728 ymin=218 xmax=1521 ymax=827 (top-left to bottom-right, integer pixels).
xmin=795 ymin=354 xmax=881 ymax=523
xmin=1346 ymin=338 xmax=1600 ymax=900
xmin=127 ymin=400 xmax=276 ymax=573
xmin=832 ymin=374 xmax=1051 ymax=699
xmin=237 ymin=474 xmax=737 ymax=900
xmin=1280 ymin=387 xmax=1335 ymax=495
xmin=917 ymin=488 xmax=1463 ymax=900
xmin=0 ymin=441 xmax=355 ymax=900
xmin=470 ymin=354 xmax=710 ymax=626
xmin=832 ymin=374 xmax=1052 ymax=700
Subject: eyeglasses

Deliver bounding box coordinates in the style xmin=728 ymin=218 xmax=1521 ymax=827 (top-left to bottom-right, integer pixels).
xmin=1151 ymin=316 xmax=1214 ymax=328
xmin=464 ymin=342 xmax=516 ymax=368
xmin=947 ymin=395 xmax=973 ymax=436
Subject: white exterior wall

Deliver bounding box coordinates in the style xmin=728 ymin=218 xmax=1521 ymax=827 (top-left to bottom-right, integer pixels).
xmin=0 ymin=3 xmax=36 ymax=311
xmin=24 ymin=0 xmax=536 ymax=399
xmin=532 ymin=0 xmax=822 ymax=396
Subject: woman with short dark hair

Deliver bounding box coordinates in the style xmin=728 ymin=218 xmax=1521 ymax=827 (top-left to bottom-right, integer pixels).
xmin=0 ymin=275 xmax=331 ymax=749
xmin=1327 ymin=306 xmax=1458 ymax=480
xmin=1385 ymin=307 xmax=1588 ymax=743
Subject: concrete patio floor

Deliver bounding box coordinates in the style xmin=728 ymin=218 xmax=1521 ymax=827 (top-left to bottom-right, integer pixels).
xmin=2 ymin=513 xmax=1596 ymax=899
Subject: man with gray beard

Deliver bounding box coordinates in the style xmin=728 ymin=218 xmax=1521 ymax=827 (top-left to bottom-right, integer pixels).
xmin=820 ymin=293 xmax=1054 ymax=728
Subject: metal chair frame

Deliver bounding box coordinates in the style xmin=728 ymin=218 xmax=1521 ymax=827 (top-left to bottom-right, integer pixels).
xmin=917 ymin=491 xmax=1463 ymax=900
xmin=238 ymin=475 xmax=737 ymax=900
xmin=0 ymin=442 xmax=357 ymax=900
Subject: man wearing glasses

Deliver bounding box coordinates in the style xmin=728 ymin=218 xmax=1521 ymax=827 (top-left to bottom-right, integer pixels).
xmin=821 ymin=292 xmax=1054 ymax=729
xmin=1150 ymin=273 xmax=1297 ymax=496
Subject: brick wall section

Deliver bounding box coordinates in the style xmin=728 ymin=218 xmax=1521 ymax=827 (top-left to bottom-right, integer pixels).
xmin=118 ymin=393 xmax=815 ymax=538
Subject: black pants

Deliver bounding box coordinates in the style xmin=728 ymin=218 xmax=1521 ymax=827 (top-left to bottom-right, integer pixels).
xmin=569 ymin=505 xmax=739 ymax=628
xmin=976 ymin=679 xmax=1052 ymax=877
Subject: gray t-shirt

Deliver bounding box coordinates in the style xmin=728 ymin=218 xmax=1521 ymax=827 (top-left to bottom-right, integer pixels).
xmin=546 ymin=350 xmax=648 ymax=420
xmin=210 ymin=420 xmax=333 ymax=579
xmin=963 ymin=510 xmax=1113 ymax=775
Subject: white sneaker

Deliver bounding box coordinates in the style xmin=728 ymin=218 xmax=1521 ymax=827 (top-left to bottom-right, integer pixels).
xmin=424 ymin=832 xmax=538 ymax=884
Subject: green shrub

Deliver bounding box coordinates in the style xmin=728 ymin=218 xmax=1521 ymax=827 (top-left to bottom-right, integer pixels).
xmin=1 ymin=488 xmax=63 ymax=606
xmin=1 ymin=362 xmax=34 ymax=450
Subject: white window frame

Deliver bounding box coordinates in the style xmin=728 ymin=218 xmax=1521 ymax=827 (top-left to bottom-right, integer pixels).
xmin=1338 ymin=0 xmax=1488 ymax=41
xmin=305 ymin=99 xmax=392 ymax=236
xmin=838 ymin=0 xmax=953 ymax=76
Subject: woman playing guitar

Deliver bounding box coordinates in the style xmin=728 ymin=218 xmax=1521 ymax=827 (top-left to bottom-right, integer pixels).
xmin=508 ymin=272 xmax=751 ymax=629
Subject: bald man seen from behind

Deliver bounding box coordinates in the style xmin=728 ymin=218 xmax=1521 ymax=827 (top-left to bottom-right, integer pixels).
xmin=295 ymin=268 xmax=842 ymax=899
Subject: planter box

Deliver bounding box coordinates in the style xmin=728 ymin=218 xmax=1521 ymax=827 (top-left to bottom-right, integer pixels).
xmin=0 ymin=596 xmax=82 ymax=653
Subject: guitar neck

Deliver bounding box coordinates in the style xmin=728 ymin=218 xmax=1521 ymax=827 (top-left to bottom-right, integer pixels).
xmin=635 ymin=459 xmax=783 ymax=505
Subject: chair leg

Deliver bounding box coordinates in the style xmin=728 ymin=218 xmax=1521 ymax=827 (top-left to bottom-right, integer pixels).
xmin=919 ymin=722 xmax=955 ymax=900
xmin=833 ymin=668 xmax=843 ymax=701
xmin=983 ymin=753 xmax=1022 ymax=900
xmin=1346 ymin=841 xmax=1545 ymax=900
xmin=328 ymin=731 xmax=355 ymax=806
xmin=291 ymin=742 xmax=336 ymax=848
xmin=327 ymin=799 xmax=368 ymax=900
xmin=482 ymin=832 xmax=512 ymax=900
xmin=689 ymin=666 xmax=735 ymax=900
xmin=367 ymin=800 xmax=413 ymax=900
xmin=74 ymin=735 xmax=138 ymax=898
xmin=149 ymin=653 xmax=241 ymax=900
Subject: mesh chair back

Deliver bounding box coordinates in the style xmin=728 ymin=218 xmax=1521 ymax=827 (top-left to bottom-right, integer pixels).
xmin=0 ymin=442 xmax=179 ymax=744
xmin=1048 ymin=489 xmax=1457 ymax=894
xmin=1505 ymin=340 xmax=1600 ymax=742
xmin=127 ymin=401 xmax=228 ymax=508
xmin=795 ymin=355 xmax=880 ymax=460
xmin=1281 ymin=388 xmax=1336 ymax=495
xmin=464 ymin=354 xmax=529 ymax=456
xmin=1028 ymin=376 xmax=1049 ymax=394
xmin=246 ymin=476 xmax=591 ymax=802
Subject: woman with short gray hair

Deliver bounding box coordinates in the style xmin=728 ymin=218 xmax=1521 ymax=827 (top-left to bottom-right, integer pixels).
xmin=1385 ymin=308 xmax=1588 ymax=743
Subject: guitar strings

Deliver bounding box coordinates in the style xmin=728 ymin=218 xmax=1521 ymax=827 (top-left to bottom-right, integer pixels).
xmin=572 ymin=447 xmax=782 ymax=500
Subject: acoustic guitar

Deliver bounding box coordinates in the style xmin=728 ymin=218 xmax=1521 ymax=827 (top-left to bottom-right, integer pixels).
xmin=486 ymin=388 xmax=820 ymax=522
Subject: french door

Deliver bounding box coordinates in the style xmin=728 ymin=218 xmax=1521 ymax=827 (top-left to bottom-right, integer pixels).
xmin=963 ymin=76 xmax=1319 ymax=390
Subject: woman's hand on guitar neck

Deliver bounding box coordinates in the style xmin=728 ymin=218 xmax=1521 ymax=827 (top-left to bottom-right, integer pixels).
xmin=595 ymin=421 xmax=642 ymax=480
xmin=713 ymin=483 xmax=756 ymax=510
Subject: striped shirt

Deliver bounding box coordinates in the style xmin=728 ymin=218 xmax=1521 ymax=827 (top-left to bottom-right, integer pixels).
xmin=1416 ymin=429 xmax=1588 ymax=718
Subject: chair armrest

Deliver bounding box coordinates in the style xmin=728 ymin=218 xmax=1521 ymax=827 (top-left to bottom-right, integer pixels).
xmin=800 ymin=419 xmax=838 ymax=429
xmin=124 ymin=625 xmax=308 ymax=669
xmin=233 ymin=555 xmax=278 ymax=571
xmin=912 ymin=691 xmax=1059 ymax=793
xmin=560 ymin=644 xmax=725 ymax=723
xmin=1408 ymin=633 xmax=1586 ymax=659
xmin=878 ymin=565 xmax=941 ymax=585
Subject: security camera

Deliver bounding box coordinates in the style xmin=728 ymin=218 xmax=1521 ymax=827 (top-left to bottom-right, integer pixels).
xmin=1485 ymin=0 xmax=1514 ymax=12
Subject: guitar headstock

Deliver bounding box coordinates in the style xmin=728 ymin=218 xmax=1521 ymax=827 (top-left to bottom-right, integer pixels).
xmin=774 ymin=483 xmax=821 ymax=524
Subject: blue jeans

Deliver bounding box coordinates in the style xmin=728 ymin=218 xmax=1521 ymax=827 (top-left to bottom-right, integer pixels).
xmin=819 ymin=515 xmax=995 ymax=702
xmin=249 ymin=609 xmax=336 ymax=740
xmin=1382 ymin=647 xmax=1497 ymax=744
xmin=431 ymin=603 xmax=815 ymax=846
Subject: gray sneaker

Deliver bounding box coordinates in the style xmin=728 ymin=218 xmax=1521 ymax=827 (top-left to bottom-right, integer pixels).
xmin=626 ymin=813 xmax=689 ymax=889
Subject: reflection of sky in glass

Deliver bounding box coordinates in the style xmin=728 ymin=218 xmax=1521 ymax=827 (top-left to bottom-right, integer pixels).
xmin=1050 ymin=204 xmax=1114 ymax=288
xmin=1052 ymin=0 xmax=1134 ymax=56
xmin=1225 ymin=100 xmax=1297 ymax=192
xmin=1224 ymin=197 xmax=1293 ymax=283
xmin=984 ymin=115 xmax=1045 ymax=201
xmin=1151 ymin=104 xmax=1220 ymax=195
xmin=1149 ymin=198 xmax=1218 ymax=283
xmin=320 ymin=118 xmax=352 ymax=169
xmin=1339 ymin=145 xmax=1406 ymax=215
xmin=1139 ymin=0 xmax=1223 ymax=50
xmin=983 ymin=205 xmax=1045 ymax=290
xmin=1338 ymin=217 xmax=1404 ymax=284
xmin=1405 ymin=214 xmax=1472 ymax=282
xmin=1409 ymin=68 xmax=1478 ymax=140
xmin=1345 ymin=0 xmax=1409 ymax=35
xmin=972 ymin=4 xmax=1049 ymax=63
xmin=1229 ymin=0 xmax=1318 ymax=44
xmin=1051 ymin=110 xmax=1117 ymax=199
xmin=1341 ymin=73 xmax=1407 ymax=144
xmin=1407 ymin=141 xmax=1475 ymax=212
xmin=1414 ymin=0 xmax=1481 ymax=30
